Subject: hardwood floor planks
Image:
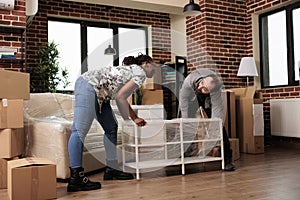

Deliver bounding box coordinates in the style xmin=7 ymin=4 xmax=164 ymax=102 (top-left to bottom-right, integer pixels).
xmin=1 ymin=144 xmax=300 ymax=200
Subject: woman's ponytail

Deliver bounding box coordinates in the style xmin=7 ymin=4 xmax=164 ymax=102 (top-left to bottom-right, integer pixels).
xmin=122 ymin=56 xmax=136 ymax=65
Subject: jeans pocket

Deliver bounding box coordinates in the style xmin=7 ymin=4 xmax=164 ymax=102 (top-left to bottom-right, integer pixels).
xmin=75 ymin=77 xmax=95 ymax=95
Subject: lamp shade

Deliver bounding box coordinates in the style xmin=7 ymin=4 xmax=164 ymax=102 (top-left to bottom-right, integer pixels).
xmin=183 ymin=0 xmax=201 ymax=17
xmin=104 ymin=44 xmax=116 ymax=55
xmin=237 ymin=57 xmax=258 ymax=77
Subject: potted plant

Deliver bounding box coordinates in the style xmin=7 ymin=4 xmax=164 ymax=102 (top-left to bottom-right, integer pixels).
xmin=27 ymin=41 xmax=70 ymax=93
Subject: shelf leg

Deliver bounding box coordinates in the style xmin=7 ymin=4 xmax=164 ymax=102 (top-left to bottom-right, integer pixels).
xmin=220 ymin=120 xmax=225 ymax=170
xmin=180 ymin=120 xmax=185 ymax=175
xmin=122 ymin=123 xmax=125 ymax=172
xmin=135 ymin=124 xmax=140 ymax=180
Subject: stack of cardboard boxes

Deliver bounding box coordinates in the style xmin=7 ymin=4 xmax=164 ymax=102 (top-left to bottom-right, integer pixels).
xmin=223 ymin=87 xmax=264 ymax=160
xmin=141 ymin=66 xmax=164 ymax=105
xmin=0 ymin=70 xmax=57 ymax=200
xmin=230 ymin=86 xmax=264 ymax=154
xmin=0 ymin=69 xmax=29 ymax=191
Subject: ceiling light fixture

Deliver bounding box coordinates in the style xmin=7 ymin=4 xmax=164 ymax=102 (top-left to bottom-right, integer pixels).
xmin=104 ymin=6 xmax=116 ymax=55
xmin=104 ymin=44 xmax=116 ymax=55
xmin=183 ymin=0 xmax=201 ymax=17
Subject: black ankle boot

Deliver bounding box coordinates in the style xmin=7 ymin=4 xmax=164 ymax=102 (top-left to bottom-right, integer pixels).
xmin=67 ymin=167 xmax=101 ymax=192
xmin=224 ymin=162 xmax=235 ymax=171
xmin=103 ymin=167 xmax=134 ymax=180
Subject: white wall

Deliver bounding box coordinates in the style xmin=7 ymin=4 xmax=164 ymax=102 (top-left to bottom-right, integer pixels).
xmin=170 ymin=14 xmax=187 ymax=62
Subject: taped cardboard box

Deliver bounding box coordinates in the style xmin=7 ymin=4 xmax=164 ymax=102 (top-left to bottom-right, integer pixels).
xmin=230 ymin=86 xmax=264 ymax=154
xmin=0 ymin=69 xmax=30 ymax=100
xmin=0 ymin=99 xmax=24 ymax=129
xmin=0 ymin=129 xmax=24 ymax=158
xmin=7 ymin=157 xmax=57 ymax=200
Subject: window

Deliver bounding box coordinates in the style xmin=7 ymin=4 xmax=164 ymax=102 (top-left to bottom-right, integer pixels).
xmin=118 ymin=27 xmax=147 ymax=64
xmin=48 ymin=21 xmax=81 ymax=91
xmin=293 ymin=8 xmax=300 ymax=81
xmin=48 ymin=18 xmax=148 ymax=91
xmin=259 ymin=2 xmax=300 ymax=88
xmin=87 ymin=27 xmax=114 ymax=71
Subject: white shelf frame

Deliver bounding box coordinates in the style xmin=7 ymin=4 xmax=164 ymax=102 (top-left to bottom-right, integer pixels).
xmin=121 ymin=118 xmax=224 ymax=180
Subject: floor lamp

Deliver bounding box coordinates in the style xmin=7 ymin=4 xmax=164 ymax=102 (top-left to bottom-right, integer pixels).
xmin=237 ymin=57 xmax=258 ymax=86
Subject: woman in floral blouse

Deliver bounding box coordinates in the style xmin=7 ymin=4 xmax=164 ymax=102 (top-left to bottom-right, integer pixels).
xmin=67 ymin=54 xmax=155 ymax=192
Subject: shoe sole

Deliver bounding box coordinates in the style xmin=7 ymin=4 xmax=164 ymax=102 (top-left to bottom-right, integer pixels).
xmin=103 ymin=175 xmax=134 ymax=180
xmin=67 ymin=185 xmax=101 ymax=192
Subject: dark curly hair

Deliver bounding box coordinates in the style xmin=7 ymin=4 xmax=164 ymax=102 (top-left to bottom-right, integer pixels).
xmin=135 ymin=53 xmax=153 ymax=65
xmin=122 ymin=56 xmax=136 ymax=65
xmin=122 ymin=53 xmax=153 ymax=66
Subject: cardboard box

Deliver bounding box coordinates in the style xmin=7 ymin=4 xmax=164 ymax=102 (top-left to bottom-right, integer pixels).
xmin=7 ymin=157 xmax=57 ymax=200
xmin=223 ymin=90 xmax=236 ymax=138
xmin=0 ymin=158 xmax=9 ymax=189
xmin=0 ymin=128 xmax=24 ymax=158
xmin=0 ymin=69 xmax=30 ymax=100
xmin=230 ymin=86 xmax=264 ymax=154
xmin=229 ymin=138 xmax=240 ymax=161
xmin=0 ymin=157 xmax=18 ymax=189
xmin=141 ymin=89 xmax=163 ymax=105
xmin=0 ymin=99 xmax=24 ymax=129
xmin=143 ymin=66 xmax=162 ymax=90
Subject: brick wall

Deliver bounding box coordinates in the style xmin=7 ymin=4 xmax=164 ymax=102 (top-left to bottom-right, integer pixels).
xmin=186 ymin=0 xmax=247 ymax=88
xmin=187 ymin=0 xmax=296 ymax=140
xmin=0 ymin=0 xmax=26 ymax=71
xmin=26 ymin=0 xmax=171 ymax=70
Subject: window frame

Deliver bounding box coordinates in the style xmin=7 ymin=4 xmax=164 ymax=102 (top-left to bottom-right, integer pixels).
xmin=47 ymin=17 xmax=148 ymax=74
xmin=259 ymin=2 xmax=300 ymax=88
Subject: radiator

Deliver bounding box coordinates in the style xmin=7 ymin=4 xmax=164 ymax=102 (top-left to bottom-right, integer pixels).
xmin=270 ymin=98 xmax=300 ymax=138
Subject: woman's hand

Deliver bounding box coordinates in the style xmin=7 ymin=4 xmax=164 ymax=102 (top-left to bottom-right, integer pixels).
xmin=133 ymin=117 xmax=147 ymax=127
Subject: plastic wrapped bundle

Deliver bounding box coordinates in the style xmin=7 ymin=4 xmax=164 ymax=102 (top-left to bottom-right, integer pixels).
xmin=121 ymin=118 xmax=223 ymax=177
xmin=23 ymin=93 xmax=106 ymax=179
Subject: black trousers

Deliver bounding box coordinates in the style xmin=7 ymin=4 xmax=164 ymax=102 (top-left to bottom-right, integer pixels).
xmin=195 ymin=95 xmax=232 ymax=163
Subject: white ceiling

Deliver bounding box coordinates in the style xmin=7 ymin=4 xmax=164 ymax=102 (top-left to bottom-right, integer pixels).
xmin=68 ymin=0 xmax=190 ymax=15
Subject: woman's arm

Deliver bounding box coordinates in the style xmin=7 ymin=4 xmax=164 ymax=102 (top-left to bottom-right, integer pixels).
xmin=115 ymin=80 xmax=146 ymax=126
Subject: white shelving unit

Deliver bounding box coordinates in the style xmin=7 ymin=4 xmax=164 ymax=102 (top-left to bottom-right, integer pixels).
xmin=121 ymin=118 xmax=224 ymax=180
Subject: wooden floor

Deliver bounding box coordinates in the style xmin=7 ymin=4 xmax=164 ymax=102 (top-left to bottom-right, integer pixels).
xmin=1 ymin=142 xmax=300 ymax=200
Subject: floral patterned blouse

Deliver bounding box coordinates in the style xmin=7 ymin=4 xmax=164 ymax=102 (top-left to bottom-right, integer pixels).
xmin=81 ymin=64 xmax=146 ymax=109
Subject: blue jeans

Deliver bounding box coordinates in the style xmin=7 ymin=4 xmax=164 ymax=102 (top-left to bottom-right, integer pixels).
xmin=68 ymin=77 xmax=118 ymax=168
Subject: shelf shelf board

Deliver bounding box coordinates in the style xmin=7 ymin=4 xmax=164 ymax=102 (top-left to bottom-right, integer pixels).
xmin=124 ymin=143 xmax=166 ymax=147
xmin=123 ymin=139 xmax=221 ymax=148
xmin=124 ymin=156 xmax=222 ymax=169
xmin=183 ymin=138 xmax=221 ymax=143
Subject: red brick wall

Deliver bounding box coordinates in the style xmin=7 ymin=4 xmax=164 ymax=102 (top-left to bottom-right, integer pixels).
xmin=0 ymin=0 xmax=26 ymax=70
xmin=187 ymin=0 xmax=296 ymax=139
xmin=186 ymin=0 xmax=247 ymax=88
xmin=26 ymin=0 xmax=171 ymax=70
